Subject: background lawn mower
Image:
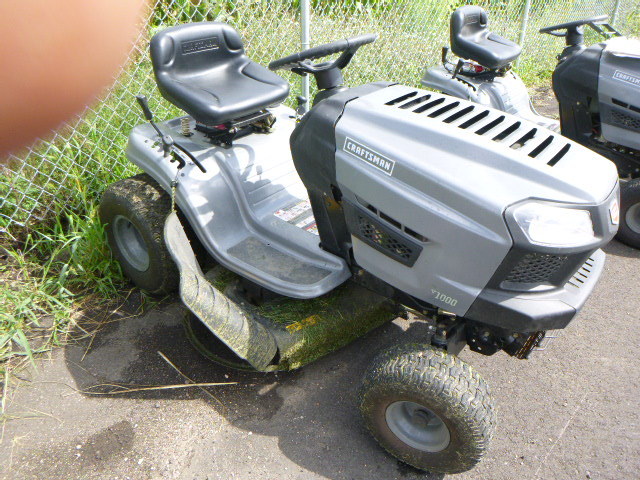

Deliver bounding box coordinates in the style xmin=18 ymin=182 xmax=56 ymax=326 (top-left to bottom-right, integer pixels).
xmin=100 ymin=21 xmax=619 ymax=474
xmin=422 ymin=5 xmax=640 ymax=248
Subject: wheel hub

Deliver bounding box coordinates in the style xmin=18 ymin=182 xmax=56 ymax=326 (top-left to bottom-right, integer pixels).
xmin=112 ymin=215 xmax=150 ymax=272
xmin=385 ymin=401 xmax=451 ymax=453
xmin=411 ymin=409 xmax=432 ymax=428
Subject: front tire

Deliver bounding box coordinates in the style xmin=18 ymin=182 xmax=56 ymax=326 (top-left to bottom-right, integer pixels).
xmin=99 ymin=173 xmax=179 ymax=295
xmin=616 ymin=179 xmax=640 ymax=249
xmin=359 ymin=344 xmax=495 ymax=474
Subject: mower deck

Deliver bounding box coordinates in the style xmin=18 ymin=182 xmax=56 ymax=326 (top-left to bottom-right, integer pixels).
xmin=165 ymin=210 xmax=398 ymax=371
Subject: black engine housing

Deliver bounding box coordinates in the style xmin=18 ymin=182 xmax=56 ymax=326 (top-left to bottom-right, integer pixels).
xmin=552 ymin=43 xmax=605 ymax=145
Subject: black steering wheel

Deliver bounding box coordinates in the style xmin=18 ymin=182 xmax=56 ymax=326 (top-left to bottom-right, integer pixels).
xmin=268 ymin=34 xmax=377 ymax=74
xmin=540 ymin=15 xmax=609 ymax=36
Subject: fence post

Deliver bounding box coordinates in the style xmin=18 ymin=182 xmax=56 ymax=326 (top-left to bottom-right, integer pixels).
xmin=516 ymin=0 xmax=532 ymax=67
xmin=611 ymin=0 xmax=621 ymax=25
xmin=300 ymin=0 xmax=311 ymax=112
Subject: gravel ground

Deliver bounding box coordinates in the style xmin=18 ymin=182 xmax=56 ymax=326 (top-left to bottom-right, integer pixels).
xmin=2 ymin=92 xmax=639 ymax=480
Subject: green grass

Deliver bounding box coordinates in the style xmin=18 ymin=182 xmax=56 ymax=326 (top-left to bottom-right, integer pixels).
xmin=0 ymin=186 xmax=125 ymax=368
xmin=257 ymin=284 xmax=396 ymax=370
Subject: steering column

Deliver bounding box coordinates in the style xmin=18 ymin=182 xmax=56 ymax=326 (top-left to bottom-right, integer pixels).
xmin=269 ymin=34 xmax=377 ymax=106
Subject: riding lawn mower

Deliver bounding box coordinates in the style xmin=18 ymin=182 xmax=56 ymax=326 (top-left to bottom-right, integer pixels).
xmin=422 ymin=6 xmax=640 ymax=248
xmin=100 ymin=22 xmax=619 ymax=474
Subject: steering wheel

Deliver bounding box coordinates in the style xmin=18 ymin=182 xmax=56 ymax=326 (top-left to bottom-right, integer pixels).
xmin=540 ymin=15 xmax=609 ymax=36
xmin=268 ymin=34 xmax=377 ymax=74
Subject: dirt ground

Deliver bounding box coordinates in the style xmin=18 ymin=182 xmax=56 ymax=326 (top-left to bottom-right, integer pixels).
xmin=2 ymin=92 xmax=640 ymax=480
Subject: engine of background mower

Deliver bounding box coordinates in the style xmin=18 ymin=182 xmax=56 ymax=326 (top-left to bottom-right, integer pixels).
xmin=553 ymin=35 xmax=640 ymax=172
xmin=291 ymin=83 xmax=619 ymax=358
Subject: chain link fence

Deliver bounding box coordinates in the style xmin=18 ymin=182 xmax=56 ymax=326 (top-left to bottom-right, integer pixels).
xmin=1 ymin=0 xmax=638 ymax=234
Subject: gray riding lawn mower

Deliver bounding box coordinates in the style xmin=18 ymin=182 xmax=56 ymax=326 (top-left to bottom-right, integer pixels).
xmin=99 ymin=21 xmax=619 ymax=474
xmin=422 ymin=6 xmax=640 ymax=248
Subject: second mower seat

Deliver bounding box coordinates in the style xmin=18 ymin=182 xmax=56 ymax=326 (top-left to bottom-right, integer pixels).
xmin=150 ymin=22 xmax=290 ymax=126
xmin=450 ymin=6 xmax=522 ymax=70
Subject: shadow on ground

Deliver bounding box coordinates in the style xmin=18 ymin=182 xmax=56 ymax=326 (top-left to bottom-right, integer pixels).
xmin=61 ymin=300 xmax=444 ymax=480
xmin=604 ymin=236 xmax=640 ymax=259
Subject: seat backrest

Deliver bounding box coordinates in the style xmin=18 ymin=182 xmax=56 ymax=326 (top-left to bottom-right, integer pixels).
xmin=450 ymin=6 xmax=490 ymax=50
xmin=150 ymin=22 xmax=246 ymax=79
xmin=449 ymin=6 xmax=521 ymax=69
xmin=149 ymin=22 xmax=290 ymax=127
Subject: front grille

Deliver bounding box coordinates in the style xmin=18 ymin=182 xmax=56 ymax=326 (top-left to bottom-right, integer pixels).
xmin=504 ymin=253 xmax=568 ymax=284
xmin=611 ymin=109 xmax=640 ymax=131
xmin=344 ymin=202 xmax=423 ymax=267
xmin=567 ymin=256 xmax=595 ymax=288
xmin=358 ymin=215 xmax=415 ymax=262
xmin=612 ymin=98 xmax=640 ymax=114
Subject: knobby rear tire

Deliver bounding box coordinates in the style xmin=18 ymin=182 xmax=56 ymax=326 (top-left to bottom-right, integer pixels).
xmin=100 ymin=173 xmax=179 ymax=295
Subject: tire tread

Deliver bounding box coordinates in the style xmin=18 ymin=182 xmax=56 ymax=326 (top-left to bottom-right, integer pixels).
xmin=359 ymin=344 xmax=496 ymax=474
xmin=100 ymin=173 xmax=179 ymax=295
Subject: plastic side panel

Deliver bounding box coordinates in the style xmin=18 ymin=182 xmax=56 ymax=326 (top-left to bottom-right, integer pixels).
xmin=479 ymin=73 xmax=560 ymax=130
xmin=420 ymin=65 xmax=479 ymax=101
xmin=599 ymin=38 xmax=640 ymax=150
xmin=335 ymin=101 xmax=514 ymax=314
xmin=126 ymin=106 xmax=349 ymax=299
xmin=335 ymin=169 xmax=510 ymax=315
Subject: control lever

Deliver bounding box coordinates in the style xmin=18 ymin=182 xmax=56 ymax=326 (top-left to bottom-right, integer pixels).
xmin=451 ymin=59 xmax=464 ymax=80
xmin=296 ymin=95 xmax=308 ymax=117
xmin=136 ymin=95 xmax=174 ymax=157
xmin=441 ymin=46 xmax=450 ymax=65
xmin=135 ymin=95 xmax=206 ymax=173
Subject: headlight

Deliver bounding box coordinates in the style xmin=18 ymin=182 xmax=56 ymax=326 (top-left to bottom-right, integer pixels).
xmin=513 ymin=202 xmax=595 ymax=247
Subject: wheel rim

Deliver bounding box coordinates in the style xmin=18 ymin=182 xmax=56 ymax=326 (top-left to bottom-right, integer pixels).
xmin=385 ymin=401 xmax=451 ymax=453
xmin=625 ymin=202 xmax=640 ymax=234
xmin=112 ymin=215 xmax=150 ymax=271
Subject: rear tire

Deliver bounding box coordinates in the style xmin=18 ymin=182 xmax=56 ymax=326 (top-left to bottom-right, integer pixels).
xmin=100 ymin=173 xmax=179 ymax=295
xmin=616 ymin=179 xmax=640 ymax=249
xmin=358 ymin=344 xmax=495 ymax=474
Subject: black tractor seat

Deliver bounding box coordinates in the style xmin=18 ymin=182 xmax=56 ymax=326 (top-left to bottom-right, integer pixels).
xmin=150 ymin=22 xmax=290 ymax=128
xmin=450 ymin=6 xmax=522 ymax=70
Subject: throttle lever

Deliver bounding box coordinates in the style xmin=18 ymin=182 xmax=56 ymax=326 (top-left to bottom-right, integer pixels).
xmin=135 ymin=95 xmax=206 ymax=173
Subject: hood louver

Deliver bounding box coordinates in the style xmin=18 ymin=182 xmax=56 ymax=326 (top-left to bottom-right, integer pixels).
xmin=386 ymin=91 xmax=571 ymax=167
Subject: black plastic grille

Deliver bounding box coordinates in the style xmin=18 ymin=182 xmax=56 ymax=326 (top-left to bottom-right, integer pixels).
xmin=611 ymin=109 xmax=640 ymax=131
xmin=358 ymin=215 xmax=414 ymax=261
xmin=344 ymin=201 xmax=423 ymax=267
xmin=505 ymin=253 xmax=568 ymax=284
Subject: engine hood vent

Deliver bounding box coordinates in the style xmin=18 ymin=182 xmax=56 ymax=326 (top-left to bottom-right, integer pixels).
xmin=336 ymin=84 xmax=619 ymax=207
xmin=386 ymin=90 xmax=571 ymax=166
